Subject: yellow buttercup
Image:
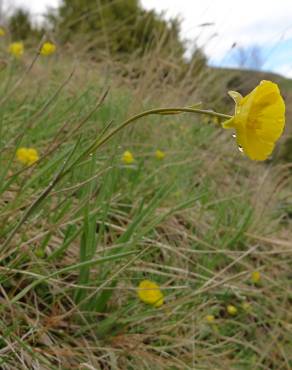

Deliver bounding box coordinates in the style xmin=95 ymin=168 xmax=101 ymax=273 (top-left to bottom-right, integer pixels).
xmin=223 ymin=80 xmax=285 ymax=161
xmin=251 ymin=270 xmax=261 ymax=283
xmin=16 ymin=147 xmax=39 ymax=165
xmin=137 ymin=279 xmax=164 ymax=307
xmin=155 ymin=149 xmax=166 ymax=160
xmin=9 ymin=42 xmax=24 ymax=57
xmin=40 ymin=42 xmax=56 ymax=56
xmin=226 ymin=304 xmax=238 ymax=316
xmin=122 ymin=150 xmax=134 ymax=164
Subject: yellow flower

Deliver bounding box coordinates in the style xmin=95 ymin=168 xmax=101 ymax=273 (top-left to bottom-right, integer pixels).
xmin=26 ymin=148 xmax=39 ymax=164
xmin=205 ymin=314 xmax=215 ymax=323
xmin=137 ymin=279 xmax=164 ymax=307
xmin=155 ymin=149 xmax=166 ymax=160
xmin=122 ymin=150 xmax=134 ymax=164
xmin=242 ymin=302 xmax=251 ymax=312
xmin=16 ymin=148 xmax=27 ymax=163
xmin=40 ymin=42 xmax=56 ymax=56
xmin=223 ymin=80 xmax=285 ymax=161
xmin=0 ymin=27 xmax=5 ymax=37
xmin=9 ymin=42 xmax=24 ymax=57
xmin=16 ymin=147 xmax=39 ymax=165
xmin=226 ymin=305 xmax=238 ymax=316
xmin=251 ymin=271 xmax=261 ymax=284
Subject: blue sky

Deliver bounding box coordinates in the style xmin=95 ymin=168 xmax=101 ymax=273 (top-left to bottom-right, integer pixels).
xmin=212 ymin=38 xmax=292 ymax=77
xmin=5 ymin=0 xmax=292 ymax=77
xmin=262 ymin=39 xmax=292 ymax=77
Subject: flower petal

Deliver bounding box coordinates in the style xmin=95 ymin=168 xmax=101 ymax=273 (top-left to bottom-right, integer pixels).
xmin=228 ymin=90 xmax=243 ymax=105
xmin=222 ymin=117 xmax=236 ymax=129
xmin=241 ymin=128 xmax=275 ymax=160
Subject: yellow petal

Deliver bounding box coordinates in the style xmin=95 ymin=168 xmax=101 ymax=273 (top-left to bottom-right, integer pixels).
xmin=222 ymin=117 xmax=236 ymax=129
xmin=241 ymin=128 xmax=275 ymax=160
xmin=228 ymin=90 xmax=243 ymax=105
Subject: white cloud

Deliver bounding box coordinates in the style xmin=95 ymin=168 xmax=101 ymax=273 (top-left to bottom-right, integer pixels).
xmin=3 ymin=0 xmax=59 ymax=18
xmin=274 ymin=63 xmax=292 ymax=78
xmin=141 ymin=0 xmax=292 ymax=67
xmin=4 ymin=0 xmax=292 ymax=76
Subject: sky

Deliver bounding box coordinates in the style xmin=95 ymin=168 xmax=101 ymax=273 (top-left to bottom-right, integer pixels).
xmin=3 ymin=0 xmax=292 ymax=77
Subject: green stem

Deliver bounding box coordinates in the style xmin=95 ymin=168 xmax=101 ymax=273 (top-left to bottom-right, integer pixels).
xmin=67 ymin=107 xmax=232 ymax=174
xmin=1 ymin=106 xmax=231 ymax=250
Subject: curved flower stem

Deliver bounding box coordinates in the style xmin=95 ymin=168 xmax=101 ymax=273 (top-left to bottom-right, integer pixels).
xmin=74 ymin=107 xmax=232 ymax=169
xmin=1 ymin=106 xmax=231 ymax=250
xmin=55 ymin=107 xmax=232 ymax=181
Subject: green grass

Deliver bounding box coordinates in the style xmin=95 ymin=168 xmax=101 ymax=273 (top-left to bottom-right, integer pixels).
xmin=0 ymin=55 xmax=291 ymax=370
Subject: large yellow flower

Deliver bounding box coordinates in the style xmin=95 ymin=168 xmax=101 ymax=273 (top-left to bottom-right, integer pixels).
xmin=223 ymin=80 xmax=285 ymax=161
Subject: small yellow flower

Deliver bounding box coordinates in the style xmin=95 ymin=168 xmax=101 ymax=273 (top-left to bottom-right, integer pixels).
xmin=16 ymin=147 xmax=39 ymax=165
xmin=242 ymin=302 xmax=251 ymax=312
xmin=26 ymin=148 xmax=39 ymax=164
xmin=9 ymin=42 xmax=24 ymax=58
xmin=227 ymin=305 xmax=238 ymax=316
xmin=251 ymin=271 xmax=261 ymax=284
xmin=137 ymin=279 xmax=164 ymax=307
xmin=155 ymin=149 xmax=166 ymax=160
xmin=223 ymin=80 xmax=285 ymax=160
xmin=0 ymin=27 xmax=5 ymax=37
xmin=40 ymin=42 xmax=56 ymax=56
xmin=122 ymin=150 xmax=134 ymax=164
xmin=16 ymin=148 xmax=28 ymax=163
xmin=205 ymin=314 xmax=215 ymax=323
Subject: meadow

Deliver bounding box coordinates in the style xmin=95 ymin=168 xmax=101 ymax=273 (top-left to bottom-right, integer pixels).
xmin=0 ymin=40 xmax=291 ymax=370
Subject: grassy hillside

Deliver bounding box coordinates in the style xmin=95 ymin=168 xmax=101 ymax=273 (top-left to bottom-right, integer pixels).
xmin=0 ymin=50 xmax=291 ymax=370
